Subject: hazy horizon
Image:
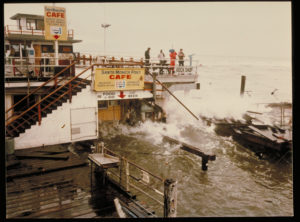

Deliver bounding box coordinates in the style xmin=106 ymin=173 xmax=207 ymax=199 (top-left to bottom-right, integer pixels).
xmin=4 ymin=2 xmax=292 ymax=59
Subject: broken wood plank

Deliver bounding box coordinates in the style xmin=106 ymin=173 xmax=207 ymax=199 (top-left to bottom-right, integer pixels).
xmin=163 ymin=135 xmax=216 ymax=171
xmin=114 ymin=198 xmax=127 ymax=218
xmin=248 ymin=125 xmax=277 ymax=142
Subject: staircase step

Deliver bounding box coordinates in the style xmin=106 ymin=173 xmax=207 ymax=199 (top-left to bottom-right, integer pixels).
xmin=5 ymin=78 xmax=91 ymax=138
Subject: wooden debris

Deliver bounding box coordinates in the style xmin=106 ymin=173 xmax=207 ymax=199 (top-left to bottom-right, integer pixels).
xmin=163 ymin=135 xmax=216 ymax=171
xmin=114 ymin=198 xmax=126 ymax=218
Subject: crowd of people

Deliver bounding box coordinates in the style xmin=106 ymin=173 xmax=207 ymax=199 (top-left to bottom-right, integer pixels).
xmin=144 ymin=47 xmax=185 ymax=75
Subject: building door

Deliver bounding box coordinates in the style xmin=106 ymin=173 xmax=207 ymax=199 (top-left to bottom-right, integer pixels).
xmin=98 ymin=100 xmax=121 ymax=121
xmin=70 ymin=107 xmax=98 ymax=141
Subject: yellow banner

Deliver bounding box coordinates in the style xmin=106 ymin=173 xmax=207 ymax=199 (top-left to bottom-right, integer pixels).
xmin=44 ymin=6 xmax=67 ymax=41
xmin=94 ymin=68 xmax=145 ymax=91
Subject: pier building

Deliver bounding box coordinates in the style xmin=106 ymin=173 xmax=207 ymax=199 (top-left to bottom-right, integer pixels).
xmin=5 ymin=10 xmax=200 ymax=150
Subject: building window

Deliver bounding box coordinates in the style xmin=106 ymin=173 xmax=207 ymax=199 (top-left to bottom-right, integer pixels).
xmin=98 ymin=101 xmax=108 ymax=109
xmin=26 ymin=19 xmax=36 ymax=30
xmin=41 ymin=45 xmax=54 ymax=53
xmin=109 ymin=100 xmax=120 ymax=106
xmin=59 ymin=46 xmax=73 ymax=53
xmin=36 ymin=20 xmax=44 ymax=30
xmin=10 ymin=45 xmax=20 ymax=57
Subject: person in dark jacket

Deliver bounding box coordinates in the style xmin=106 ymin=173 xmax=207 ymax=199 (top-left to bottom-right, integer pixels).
xmin=178 ymin=49 xmax=185 ymax=66
xmin=145 ymin=47 xmax=151 ymax=66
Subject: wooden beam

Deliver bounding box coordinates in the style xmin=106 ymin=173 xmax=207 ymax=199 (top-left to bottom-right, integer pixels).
xmin=163 ymin=136 xmax=216 ymax=171
xmin=114 ymin=198 xmax=126 ymax=218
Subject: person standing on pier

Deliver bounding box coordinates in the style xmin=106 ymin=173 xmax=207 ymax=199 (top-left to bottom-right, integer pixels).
xmin=169 ymin=49 xmax=177 ymax=75
xmin=178 ymin=49 xmax=185 ymax=66
xmin=158 ymin=49 xmax=166 ymax=75
xmin=145 ymin=47 xmax=151 ymax=74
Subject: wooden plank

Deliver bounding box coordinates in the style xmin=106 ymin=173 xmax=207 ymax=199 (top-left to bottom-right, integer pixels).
xmin=248 ymin=125 xmax=277 ymax=141
xmin=9 ymin=193 xmax=91 ymax=218
xmin=6 ymin=159 xmax=21 ymax=168
xmin=15 ymin=153 xmax=69 ymax=160
xmin=114 ymin=198 xmax=126 ymax=218
xmin=88 ymin=153 xmax=119 ymax=169
xmin=6 ymin=187 xmax=82 ymax=215
xmin=163 ymin=136 xmax=216 ymax=160
xmin=6 ymin=157 xmax=87 ymax=180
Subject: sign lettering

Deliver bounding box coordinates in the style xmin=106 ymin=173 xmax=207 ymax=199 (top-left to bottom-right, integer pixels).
xmin=94 ymin=68 xmax=145 ymax=91
xmin=44 ymin=6 xmax=67 ymax=41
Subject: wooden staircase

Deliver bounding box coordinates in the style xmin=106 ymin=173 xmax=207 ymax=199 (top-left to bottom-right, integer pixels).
xmin=5 ymin=62 xmax=92 ymax=138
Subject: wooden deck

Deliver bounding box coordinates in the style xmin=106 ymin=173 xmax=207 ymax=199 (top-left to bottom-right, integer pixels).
xmin=5 ymin=144 xmax=156 ymax=218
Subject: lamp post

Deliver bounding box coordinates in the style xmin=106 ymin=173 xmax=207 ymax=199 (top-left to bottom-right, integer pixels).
xmin=101 ymin=23 xmax=111 ymax=56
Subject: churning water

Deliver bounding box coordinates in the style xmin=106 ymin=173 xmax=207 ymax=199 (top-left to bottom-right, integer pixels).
xmin=101 ymin=55 xmax=293 ymax=217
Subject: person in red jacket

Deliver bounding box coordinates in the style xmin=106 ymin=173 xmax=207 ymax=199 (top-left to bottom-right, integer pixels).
xmin=169 ymin=50 xmax=177 ymax=75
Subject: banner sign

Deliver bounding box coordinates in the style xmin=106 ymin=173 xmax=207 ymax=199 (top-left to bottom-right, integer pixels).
xmin=175 ymin=66 xmax=194 ymax=75
xmin=96 ymin=90 xmax=152 ymax=100
xmin=44 ymin=6 xmax=67 ymax=40
xmin=94 ymin=68 xmax=145 ymax=91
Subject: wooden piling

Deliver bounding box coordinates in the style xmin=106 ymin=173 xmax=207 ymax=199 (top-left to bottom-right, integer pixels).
xmin=125 ymin=159 xmax=130 ymax=192
xmin=164 ymin=179 xmax=177 ymax=217
xmin=240 ymin=75 xmax=246 ymax=96
xmin=153 ymin=73 xmax=157 ymax=102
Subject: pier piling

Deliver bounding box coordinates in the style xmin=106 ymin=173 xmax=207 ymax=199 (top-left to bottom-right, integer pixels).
xmin=164 ymin=179 xmax=177 ymax=218
xmin=240 ymin=75 xmax=246 ymax=97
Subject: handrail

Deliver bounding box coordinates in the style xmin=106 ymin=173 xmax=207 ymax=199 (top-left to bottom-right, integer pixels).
xmin=6 ymin=64 xmax=92 ymax=127
xmin=5 ymin=62 xmax=85 ymax=127
xmin=13 ymin=74 xmax=92 ymax=131
xmin=5 ymin=61 xmax=77 ymax=115
xmin=8 ymin=74 xmax=74 ymax=123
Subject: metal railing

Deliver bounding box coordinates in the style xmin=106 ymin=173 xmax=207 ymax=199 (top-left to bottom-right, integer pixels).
xmin=5 ymin=56 xmax=75 ymax=77
xmin=5 ymin=61 xmax=85 ymax=130
xmin=4 ymin=25 xmax=74 ymax=38
xmin=93 ymin=144 xmax=177 ymax=217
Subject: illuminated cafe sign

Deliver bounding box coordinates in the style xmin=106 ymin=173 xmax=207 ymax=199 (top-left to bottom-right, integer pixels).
xmin=94 ymin=68 xmax=144 ymax=91
xmin=97 ymin=90 xmax=153 ymax=101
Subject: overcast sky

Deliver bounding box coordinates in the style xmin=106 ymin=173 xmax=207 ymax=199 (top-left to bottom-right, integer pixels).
xmin=4 ymin=2 xmax=292 ymax=59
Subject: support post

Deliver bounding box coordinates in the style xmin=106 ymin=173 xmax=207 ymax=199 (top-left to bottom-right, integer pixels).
xmin=83 ymin=55 xmax=86 ymax=65
xmin=202 ymin=156 xmax=209 ymax=171
xmin=12 ymin=58 xmax=16 ymax=76
xmin=69 ymin=83 xmax=72 ymax=103
xmin=164 ymin=179 xmax=177 ymax=218
xmin=38 ymin=103 xmax=41 ymax=125
xmin=54 ymin=76 xmax=57 ymax=88
xmin=153 ymin=73 xmax=157 ymax=102
xmin=55 ymin=40 xmax=59 ymax=66
xmin=240 ymin=75 xmax=246 ymax=97
xmin=119 ymin=157 xmax=123 ymax=188
xmin=125 ymin=159 xmax=129 ymax=192
xmin=90 ymin=161 xmax=93 ymax=191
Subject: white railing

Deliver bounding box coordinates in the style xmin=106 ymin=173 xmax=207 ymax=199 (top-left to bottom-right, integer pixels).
xmin=4 ymin=25 xmax=74 ymax=38
xmin=4 ymin=54 xmax=199 ymax=78
xmin=4 ymin=56 xmax=75 ymax=77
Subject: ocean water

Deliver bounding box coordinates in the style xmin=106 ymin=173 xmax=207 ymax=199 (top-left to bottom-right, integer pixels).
xmin=101 ymin=55 xmax=293 ymax=217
